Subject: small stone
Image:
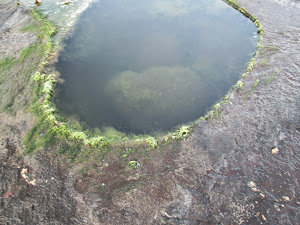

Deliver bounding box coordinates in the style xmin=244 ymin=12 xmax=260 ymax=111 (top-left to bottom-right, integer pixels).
xmin=282 ymin=196 xmax=290 ymax=201
xmin=260 ymin=193 xmax=266 ymax=199
xmin=271 ymin=147 xmax=279 ymax=155
xmin=248 ymin=181 xmax=256 ymax=188
xmin=274 ymin=204 xmax=280 ymax=212
xmin=251 ymin=187 xmax=259 ymax=192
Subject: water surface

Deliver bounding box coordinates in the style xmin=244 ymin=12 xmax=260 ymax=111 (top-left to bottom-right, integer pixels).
xmin=56 ymin=0 xmax=258 ymax=134
xmin=22 ymin=0 xmax=95 ymax=28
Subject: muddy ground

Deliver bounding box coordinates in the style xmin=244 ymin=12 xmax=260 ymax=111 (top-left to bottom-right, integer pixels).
xmin=0 ymin=0 xmax=299 ymax=224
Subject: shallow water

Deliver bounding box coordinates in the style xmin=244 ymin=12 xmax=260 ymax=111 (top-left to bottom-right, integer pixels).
xmin=22 ymin=0 xmax=95 ymax=28
xmin=56 ymin=0 xmax=258 ymax=134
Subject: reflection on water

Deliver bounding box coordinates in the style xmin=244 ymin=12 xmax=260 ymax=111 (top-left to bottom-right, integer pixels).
xmin=56 ymin=0 xmax=258 ymax=134
xmin=22 ymin=0 xmax=95 ymax=29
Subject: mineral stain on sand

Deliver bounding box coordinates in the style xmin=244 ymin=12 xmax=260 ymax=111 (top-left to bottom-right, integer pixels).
xmin=56 ymin=0 xmax=258 ymax=134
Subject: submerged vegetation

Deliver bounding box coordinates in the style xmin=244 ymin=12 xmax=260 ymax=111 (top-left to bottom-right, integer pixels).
xmin=7 ymin=0 xmax=263 ymax=161
xmin=105 ymin=66 xmax=208 ymax=133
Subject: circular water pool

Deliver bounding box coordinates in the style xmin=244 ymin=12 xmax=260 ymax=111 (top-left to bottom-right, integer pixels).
xmin=56 ymin=0 xmax=258 ymax=134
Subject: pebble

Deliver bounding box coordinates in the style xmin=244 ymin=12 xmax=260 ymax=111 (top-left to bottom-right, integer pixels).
xmin=271 ymin=147 xmax=279 ymax=155
xmin=260 ymin=193 xmax=265 ymax=199
xmin=282 ymin=196 xmax=290 ymax=201
xmin=248 ymin=181 xmax=256 ymax=188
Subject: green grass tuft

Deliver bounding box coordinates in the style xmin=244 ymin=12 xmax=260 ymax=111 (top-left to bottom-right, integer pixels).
xmin=146 ymin=137 xmax=158 ymax=149
xmin=128 ymin=161 xmax=140 ymax=170
xmin=265 ymin=68 xmax=279 ymax=84
xmin=175 ymin=126 xmax=190 ymax=140
xmin=235 ymin=80 xmax=244 ymax=90
xmin=251 ymin=79 xmax=260 ymax=91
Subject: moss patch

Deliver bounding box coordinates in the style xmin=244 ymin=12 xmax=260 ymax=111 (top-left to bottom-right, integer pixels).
xmin=0 ymin=9 xmax=57 ymax=114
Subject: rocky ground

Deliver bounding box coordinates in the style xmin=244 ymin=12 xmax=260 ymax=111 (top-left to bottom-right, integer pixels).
xmin=0 ymin=0 xmax=299 ymax=224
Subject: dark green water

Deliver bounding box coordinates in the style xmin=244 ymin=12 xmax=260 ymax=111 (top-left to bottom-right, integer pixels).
xmin=56 ymin=0 xmax=258 ymax=134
